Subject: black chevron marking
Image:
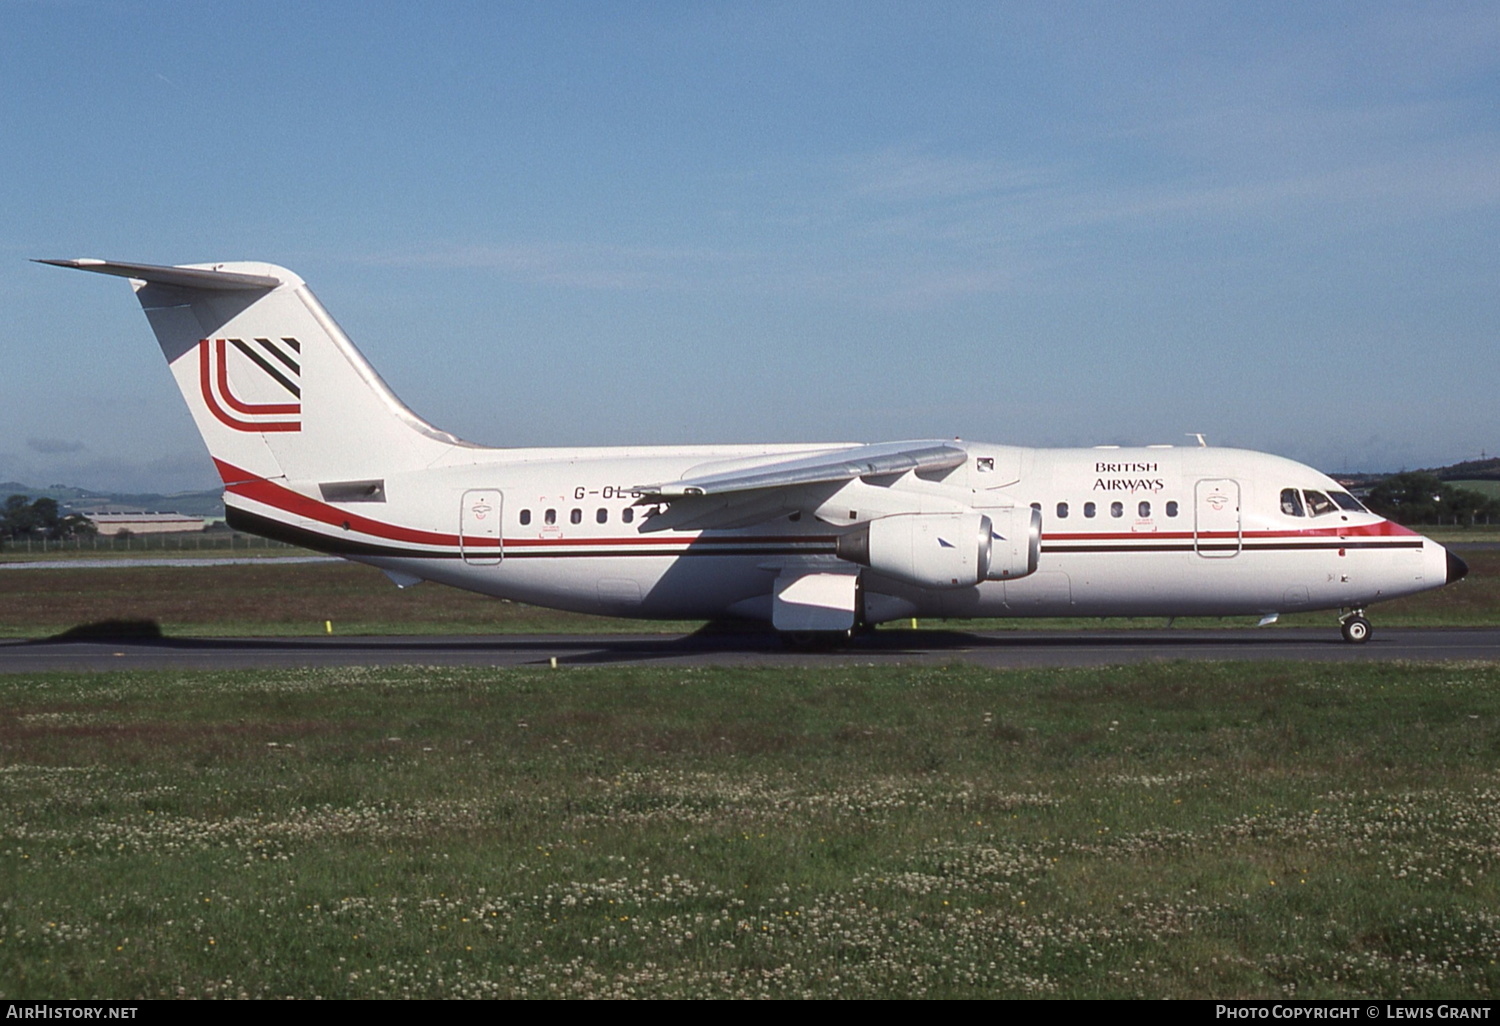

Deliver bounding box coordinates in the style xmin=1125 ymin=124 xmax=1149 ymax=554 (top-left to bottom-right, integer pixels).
xmin=229 ymin=338 xmax=301 ymax=398
xmin=255 ymin=337 xmax=301 ymax=376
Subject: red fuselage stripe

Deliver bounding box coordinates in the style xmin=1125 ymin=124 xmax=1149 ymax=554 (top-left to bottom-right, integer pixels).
xmin=1044 ymin=521 xmax=1418 ymax=541
xmin=218 ymin=460 xmax=470 ymax=547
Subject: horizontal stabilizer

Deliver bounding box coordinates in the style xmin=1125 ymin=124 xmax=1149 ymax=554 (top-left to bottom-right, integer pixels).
xmin=34 ymin=258 xmax=281 ymax=291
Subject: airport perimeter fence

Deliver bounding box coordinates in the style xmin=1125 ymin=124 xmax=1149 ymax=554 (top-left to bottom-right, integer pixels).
xmin=0 ymin=532 xmax=303 ymax=555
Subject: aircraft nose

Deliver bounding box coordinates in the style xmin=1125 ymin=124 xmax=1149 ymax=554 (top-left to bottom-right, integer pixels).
xmin=1447 ymin=549 xmax=1469 ymax=584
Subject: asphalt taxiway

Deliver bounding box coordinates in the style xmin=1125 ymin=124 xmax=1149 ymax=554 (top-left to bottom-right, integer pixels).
xmin=1 ymin=627 xmax=1497 ymax=674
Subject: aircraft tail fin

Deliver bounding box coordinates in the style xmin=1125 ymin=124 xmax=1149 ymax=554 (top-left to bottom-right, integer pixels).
xmin=39 ymin=259 xmax=466 ymax=487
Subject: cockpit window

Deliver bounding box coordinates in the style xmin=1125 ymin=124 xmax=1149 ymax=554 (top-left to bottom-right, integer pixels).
xmin=1303 ymin=490 xmax=1337 ymax=516
xmin=1330 ymin=491 xmax=1366 ymax=513
xmin=1280 ymin=488 xmax=1305 ymax=517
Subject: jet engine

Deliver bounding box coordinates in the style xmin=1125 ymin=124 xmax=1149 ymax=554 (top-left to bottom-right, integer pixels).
xmin=835 ymin=508 xmax=1040 ymax=590
xmin=984 ymin=504 xmax=1042 ymax=580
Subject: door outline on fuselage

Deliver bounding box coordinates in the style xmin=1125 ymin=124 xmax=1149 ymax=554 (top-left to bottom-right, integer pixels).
xmin=460 ymin=489 xmax=503 ymax=565
xmin=1194 ymin=478 xmax=1241 ymax=558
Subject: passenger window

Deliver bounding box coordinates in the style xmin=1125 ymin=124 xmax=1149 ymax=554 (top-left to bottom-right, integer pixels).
xmin=1030 ymin=502 xmax=1041 ymax=512
xmin=1304 ymin=490 xmax=1337 ymax=516
xmin=544 ymin=509 xmax=556 ymax=526
xmin=1280 ymin=488 xmax=1305 ymax=517
xmin=1111 ymin=501 xmax=1123 ymax=518
xmin=519 ymin=509 xmax=531 ymax=526
xmin=1138 ymin=501 xmax=1151 ymax=518
xmin=570 ymin=509 xmax=582 ymax=525
xmin=1056 ymin=502 xmax=1069 ymax=519
xmin=596 ymin=508 xmax=608 ymax=524
xmin=622 ymin=507 xmax=634 ymax=524
xmin=1084 ymin=502 xmax=1096 ymax=518
xmin=1166 ymin=501 xmax=1178 ymax=518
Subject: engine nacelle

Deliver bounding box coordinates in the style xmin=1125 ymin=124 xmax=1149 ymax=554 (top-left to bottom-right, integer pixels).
xmin=835 ymin=508 xmax=1040 ymax=589
xmin=984 ymin=504 xmax=1042 ymax=580
xmin=834 ymin=512 xmax=988 ymax=589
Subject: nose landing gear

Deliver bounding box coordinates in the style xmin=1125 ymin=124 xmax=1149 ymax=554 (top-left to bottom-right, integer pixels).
xmin=1339 ymin=610 xmax=1371 ymax=644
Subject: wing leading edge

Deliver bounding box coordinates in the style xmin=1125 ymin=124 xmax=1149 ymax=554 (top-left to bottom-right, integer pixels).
xmin=633 ymin=440 xmax=969 ymax=532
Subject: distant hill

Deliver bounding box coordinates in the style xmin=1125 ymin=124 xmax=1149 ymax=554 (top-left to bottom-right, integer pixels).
xmin=1449 ymin=480 xmax=1500 ymax=500
xmin=1429 ymin=457 xmax=1500 ymax=482
xmin=1326 ymin=455 xmax=1498 ymax=492
xmin=0 ymin=482 xmax=224 ymax=518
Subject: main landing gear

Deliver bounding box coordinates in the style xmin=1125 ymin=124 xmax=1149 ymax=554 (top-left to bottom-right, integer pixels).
xmin=779 ymin=616 xmax=878 ymax=650
xmin=1339 ymin=609 xmax=1372 ymax=644
xmin=780 ymin=628 xmax=859 ymax=651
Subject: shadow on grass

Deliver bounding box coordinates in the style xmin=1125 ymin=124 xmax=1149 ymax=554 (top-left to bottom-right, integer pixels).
xmin=9 ymin=622 xmax=1473 ymax=674
xmin=49 ymin=618 xmax=164 ymax=641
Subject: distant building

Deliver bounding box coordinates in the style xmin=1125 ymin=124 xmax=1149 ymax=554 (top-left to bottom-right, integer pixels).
xmin=86 ymin=512 xmax=206 ymax=536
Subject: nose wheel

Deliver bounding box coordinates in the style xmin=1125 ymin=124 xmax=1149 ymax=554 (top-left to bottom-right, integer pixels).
xmin=1339 ymin=611 xmax=1371 ymax=644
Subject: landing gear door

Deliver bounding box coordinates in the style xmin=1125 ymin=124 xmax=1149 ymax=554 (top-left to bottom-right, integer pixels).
xmin=1194 ymin=479 xmax=1241 ymax=558
xmin=460 ymin=489 xmax=503 ymax=565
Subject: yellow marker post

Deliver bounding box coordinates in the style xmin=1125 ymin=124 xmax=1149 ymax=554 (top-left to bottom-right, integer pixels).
xmin=325 ymin=620 xmax=333 ymax=635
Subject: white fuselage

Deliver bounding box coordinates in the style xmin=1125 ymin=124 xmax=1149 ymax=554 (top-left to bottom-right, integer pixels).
xmin=222 ymin=441 xmax=1450 ymax=624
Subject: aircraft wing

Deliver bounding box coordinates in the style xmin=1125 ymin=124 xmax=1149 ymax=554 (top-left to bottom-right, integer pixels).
xmin=637 ymin=440 xmax=967 ymax=499
xmin=634 ymin=440 xmax=968 ymax=532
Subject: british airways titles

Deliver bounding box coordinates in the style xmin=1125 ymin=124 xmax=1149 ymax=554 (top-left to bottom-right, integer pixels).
xmin=1092 ymin=462 xmax=1165 ymax=494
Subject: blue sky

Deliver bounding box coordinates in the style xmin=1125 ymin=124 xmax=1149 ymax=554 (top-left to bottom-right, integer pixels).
xmin=3 ymin=1 xmax=1496 ymax=493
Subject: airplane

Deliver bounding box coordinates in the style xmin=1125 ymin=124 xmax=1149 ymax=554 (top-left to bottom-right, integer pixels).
xmin=41 ymin=257 xmax=1468 ymax=645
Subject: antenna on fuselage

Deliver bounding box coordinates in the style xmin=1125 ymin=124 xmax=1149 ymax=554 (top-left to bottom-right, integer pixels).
xmin=1187 ymin=433 xmax=1207 ymax=447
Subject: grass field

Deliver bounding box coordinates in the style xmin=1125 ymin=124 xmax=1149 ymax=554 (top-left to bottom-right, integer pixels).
xmin=1 ymin=547 xmax=1495 ymax=639
xmin=2 ymin=662 xmax=1498 ymax=999
xmin=0 ymin=560 xmax=710 ymax=638
xmin=1450 ymin=481 xmax=1500 ymax=501
xmin=0 ymin=532 xmax=300 ymax=562
xmin=1422 ymin=524 xmax=1500 ymax=542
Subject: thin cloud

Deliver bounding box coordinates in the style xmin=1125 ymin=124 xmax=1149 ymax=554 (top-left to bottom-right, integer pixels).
xmin=361 ymin=242 xmax=736 ymax=292
xmin=26 ymin=436 xmax=85 ymax=455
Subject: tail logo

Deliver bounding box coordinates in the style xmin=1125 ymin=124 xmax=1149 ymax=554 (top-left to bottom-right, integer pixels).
xmin=199 ymin=337 xmax=302 ymax=433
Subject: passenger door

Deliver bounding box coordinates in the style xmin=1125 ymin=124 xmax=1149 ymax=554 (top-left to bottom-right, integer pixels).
xmin=460 ymin=489 xmax=503 ymax=565
xmin=1194 ymin=479 xmax=1241 ymax=558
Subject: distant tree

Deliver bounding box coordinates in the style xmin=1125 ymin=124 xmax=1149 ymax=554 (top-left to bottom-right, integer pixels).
xmin=1 ymin=494 xmax=37 ymax=540
xmin=1365 ymin=472 xmax=1500 ymax=525
xmin=0 ymin=494 xmax=98 ymax=541
xmin=57 ymin=511 xmax=97 ymax=540
xmin=31 ymin=497 xmax=60 ymax=533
